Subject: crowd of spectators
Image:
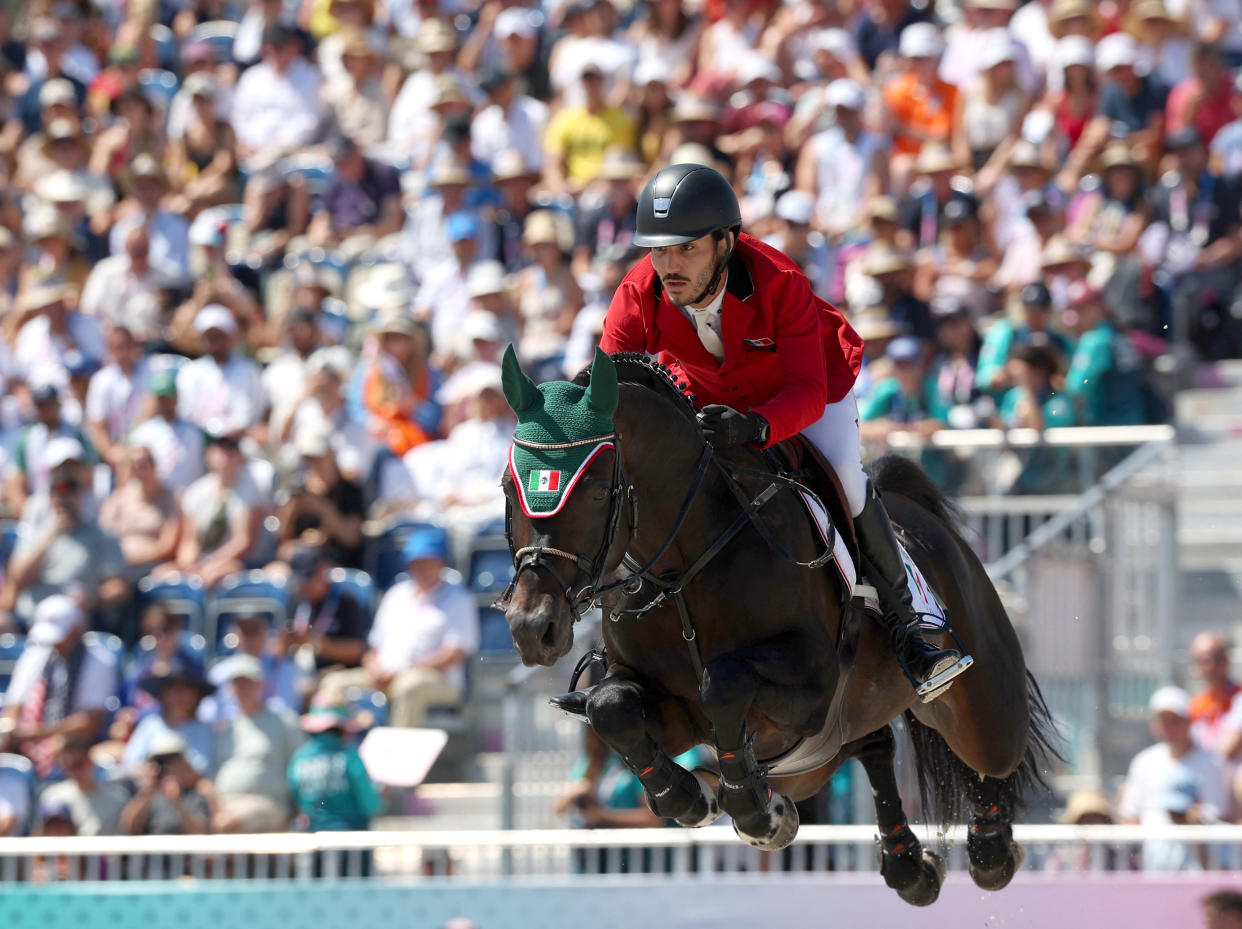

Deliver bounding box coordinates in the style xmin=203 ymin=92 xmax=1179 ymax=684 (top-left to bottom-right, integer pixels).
xmin=0 ymin=0 xmax=1239 ymax=841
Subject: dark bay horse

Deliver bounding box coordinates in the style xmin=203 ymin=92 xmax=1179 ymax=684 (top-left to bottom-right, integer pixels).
xmin=499 ymin=349 xmax=1057 ymax=905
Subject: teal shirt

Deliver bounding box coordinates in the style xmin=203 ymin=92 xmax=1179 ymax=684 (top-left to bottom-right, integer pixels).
xmin=1063 ymin=321 xmax=1146 ymax=426
xmin=975 ymin=320 xmax=1075 ymax=394
xmin=859 ymin=376 xmax=949 ymax=424
xmin=998 ymin=386 xmax=1076 ymax=428
xmin=287 ymin=733 xmax=381 ymax=831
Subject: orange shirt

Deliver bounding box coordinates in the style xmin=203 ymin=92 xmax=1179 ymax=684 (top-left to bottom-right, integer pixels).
xmin=1189 ymin=682 xmax=1241 ymax=754
xmin=883 ymin=71 xmax=958 ymax=156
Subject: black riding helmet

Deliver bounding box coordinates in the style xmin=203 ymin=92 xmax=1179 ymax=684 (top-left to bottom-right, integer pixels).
xmin=634 ymin=163 xmax=741 ymax=303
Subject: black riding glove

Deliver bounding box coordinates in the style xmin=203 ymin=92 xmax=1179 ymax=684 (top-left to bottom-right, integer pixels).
xmin=697 ymin=405 xmax=769 ymax=448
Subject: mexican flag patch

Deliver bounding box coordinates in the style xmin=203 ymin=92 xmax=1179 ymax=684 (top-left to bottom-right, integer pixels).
xmin=529 ymin=470 xmax=562 ymax=493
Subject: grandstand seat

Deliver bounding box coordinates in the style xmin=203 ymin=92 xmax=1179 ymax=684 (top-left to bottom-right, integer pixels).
xmin=138 ymin=68 xmax=179 ymax=111
xmin=477 ymin=606 xmax=516 ymax=657
xmin=364 ymin=519 xmax=445 ymax=590
xmin=188 ymin=20 xmax=238 ymax=62
xmin=466 ymin=540 xmax=514 ymax=600
xmin=83 ymin=631 xmax=125 ymax=714
xmin=0 ymin=754 xmax=34 ymax=836
xmin=131 ymin=631 xmax=208 ymax=669
xmin=0 ymin=633 xmax=24 ymax=694
xmin=328 ymin=567 xmax=376 ymax=622
xmin=207 ymin=571 xmax=290 ymax=649
xmin=136 ymin=573 xmax=208 ymax=638
xmin=0 ymin=520 xmax=17 ymax=571
xmin=342 ymin=686 xmax=389 ymax=729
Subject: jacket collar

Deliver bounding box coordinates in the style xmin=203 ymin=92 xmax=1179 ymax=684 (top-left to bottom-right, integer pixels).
xmin=724 ymin=248 xmax=754 ymax=302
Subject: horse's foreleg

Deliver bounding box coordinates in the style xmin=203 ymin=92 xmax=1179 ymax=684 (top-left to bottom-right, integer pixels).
xmin=848 ymin=726 xmax=946 ymax=907
xmin=700 ymin=654 xmax=799 ymax=851
xmin=586 ymin=677 xmax=719 ymax=828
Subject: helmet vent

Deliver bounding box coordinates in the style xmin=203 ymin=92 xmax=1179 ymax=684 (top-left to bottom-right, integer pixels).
xmin=652 ymin=197 xmax=672 ymax=218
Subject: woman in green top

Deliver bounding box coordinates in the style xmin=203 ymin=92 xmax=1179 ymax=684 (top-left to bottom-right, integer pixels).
xmin=996 ymin=340 xmax=1078 ymax=495
xmin=287 ymin=697 xmax=381 ymax=835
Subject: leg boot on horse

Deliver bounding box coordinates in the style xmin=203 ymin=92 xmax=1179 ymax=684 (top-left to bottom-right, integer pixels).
xmin=855 ymin=483 xmax=972 ymax=702
xmin=966 ymin=783 xmax=1026 ymax=891
xmin=848 ymin=726 xmax=946 ymax=907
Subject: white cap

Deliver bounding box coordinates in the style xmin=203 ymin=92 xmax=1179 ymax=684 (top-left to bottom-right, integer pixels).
xmin=634 ymin=58 xmax=672 ymax=87
xmin=1096 ymin=33 xmax=1138 ymax=72
xmin=495 ymin=7 xmax=537 ymax=40
xmin=775 ymin=189 xmax=815 ymax=225
xmin=43 ymin=435 xmax=85 ymax=470
xmin=1148 ymin=685 xmax=1192 ymax=718
xmin=1057 ymin=35 xmax=1095 ymax=70
xmin=462 ymin=309 xmax=504 ymax=343
xmin=188 ymin=209 xmax=230 ymax=247
xmin=465 ymin=260 xmax=508 ymax=298
xmin=306 ymin=345 xmax=354 ymax=378
xmin=737 ymin=54 xmax=781 ymax=86
xmin=899 ymin=22 xmax=945 ymax=59
xmin=193 ymin=304 xmax=238 ymax=335
xmin=296 ymin=425 xmax=333 ymax=459
xmin=149 ymin=730 xmax=189 ymax=758
xmin=28 ymin=594 xmax=85 ymax=646
xmin=38 ymin=78 xmax=77 ymax=109
xmin=34 ymin=170 xmax=90 ymax=204
xmin=436 ymin=361 xmax=504 ymax=404
xmin=811 ymin=27 xmax=855 ymax=59
xmin=979 ymin=29 xmax=1018 ymax=70
xmin=217 ymin=653 xmax=264 ymax=682
xmin=824 ymin=78 xmax=866 ymax=111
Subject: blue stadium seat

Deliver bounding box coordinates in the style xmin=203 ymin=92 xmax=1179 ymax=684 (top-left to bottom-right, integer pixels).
xmin=130 ymin=631 xmax=208 ymax=668
xmin=0 ymin=754 xmax=34 ymax=835
xmin=138 ymin=68 xmax=179 ymax=111
xmin=342 ymin=686 xmax=389 ymax=730
xmin=328 ymin=567 xmax=375 ymax=621
xmin=466 ymin=541 xmax=514 ymax=599
xmin=135 ymin=573 xmax=208 ymax=638
xmin=0 ymin=520 xmax=18 ymax=571
xmin=188 ymin=20 xmax=238 ymax=62
xmin=208 ymin=571 xmax=290 ymax=649
xmin=477 ymin=607 xmax=516 ymax=657
xmin=0 ymin=633 xmax=24 ymax=695
xmin=364 ymin=519 xmax=445 ymax=590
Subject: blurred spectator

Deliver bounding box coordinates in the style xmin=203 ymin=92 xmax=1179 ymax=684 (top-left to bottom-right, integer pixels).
xmin=1190 ymin=632 xmax=1241 ymax=757
xmin=860 ymin=336 xmax=947 ymax=440
xmin=119 ymin=604 xmax=204 ymax=716
xmin=210 ymin=654 xmax=302 ymax=834
xmin=164 ymin=74 xmax=239 ymax=217
xmin=1061 ymin=283 xmax=1148 ymax=426
xmin=1043 ymin=788 xmax=1120 ymax=872
xmin=30 ymin=798 xmax=78 ymax=881
xmin=0 ymin=758 xmax=31 ymax=836
xmin=995 ymin=341 xmax=1077 ymax=493
xmin=11 ymin=280 xmax=104 ymax=386
xmin=950 ymin=31 xmax=1030 ymax=174
xmin=514 ymin=210 xmax=583 ymax=370
xmin=280 ymin=546 xmax=368 ymax=672
xmin=4 ymin=378 xmax=94 ymax=517
xmin=884 ymin=24 xmax=957 ymax=165
xmin=108 ymin=155 xmax=191 ymax=285
xmin=98 ymin=442 xmax=182 ymax=579
xmin=321 ymin=526 xmax=478 ymax=728
xmin=311 ymin=134 xmax=403 ymax=252
xmin=119 ymin=730 xmax=213 ymax=836
xmin=1168 ymin=43 xmax=1235 ymax=145
xmin=472 ymin=65 xmax=548 ymax=174
xmin=322 ymin=30 xmax=388 ymax=148
xmin=231 ymin=23 xmax=324 ymax=171
xmin=0 ymin=596 xmax=117 ymax=776
xmin=288 ymin=693 xmax=380 ymax=831
xmin=572 ymin=151 xmax=643 ymax=277
xmin=201 ymin=617 xmax=308 ymax=724
xmin=1119 ymin=686 xmax=1231 ymax=868
xmin=276 ymin=433 xmax=364 ymax=565
xmin=121 ymin=659 xmax=215 ymax=775
xmin=127 ymin=368 xmax=206 ymax=493
xmin=543 ymin=62 xmax=636 ymax=194
xmin=1094 ymin=32 xmax=1168 ymax=154
xmin=84 ymin=326 xmax=153 ymax=471
xmin=41 ymin=736 xmax=129 ymax=836
xmin=176 ymin=305 xmax=265 ymax=435
xmin=927 ymin=298 xmax=985 ymax=429
xmin=363 ymin=312 xmax=435 ymax=457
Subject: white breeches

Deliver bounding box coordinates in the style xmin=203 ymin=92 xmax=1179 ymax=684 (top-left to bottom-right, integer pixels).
xmin=800 ymin=391 xmax=868 ymax=518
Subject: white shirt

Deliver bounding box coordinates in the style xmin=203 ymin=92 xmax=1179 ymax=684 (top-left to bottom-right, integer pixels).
xmin=108 ymin=210 xmax=191 ymax=285
xmin=369 ymin=577 xmax=479 ymax=693
xmin=808 ymin=128 xmax=887 ymax=234
xmin=1119 ymin=741 xmax=1229 ymax=825
xmin=388 ymin=66 xmax=477 ymax=150
xmin=5 ymin=640 xmax=116 ymax=714
xmin=14 ymin=314 xmax=105 ymax=381
xmin=939 ymin=29 xmax=1039 ymax=98
xmin=684 ymin=276 xmax=728 ymax=362
xmin=127 ymin=415 xmax=206 ymax=492
xmin=471 ymin=96 xmax=549 ymax=173
xmin=180 ymin=468 xmax=263 ymax=554
xmin=261 ymin=350 xmax=311 ymax=439
xmin=78 ymin=255 xmax=163 ymax=343
xmin=177 ymin=353 xmax=266 ymax=432
xmin=230 ymin=58 xmax=324 ymax=161
xmin=84 ymin=360 xmax=151 ymax=443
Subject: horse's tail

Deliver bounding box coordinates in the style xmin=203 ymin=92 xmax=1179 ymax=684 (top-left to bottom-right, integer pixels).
xmin=903 ymin=670 xmax=1061 ymax=826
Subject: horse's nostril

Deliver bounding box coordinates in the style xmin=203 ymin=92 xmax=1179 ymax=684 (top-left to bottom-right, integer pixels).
xmin=541 ymin=620 xmax=558 ymax=650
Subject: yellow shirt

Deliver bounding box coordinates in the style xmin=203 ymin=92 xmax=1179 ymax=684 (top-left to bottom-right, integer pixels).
xmin=544 ymin=106 xmax=637 ymax=185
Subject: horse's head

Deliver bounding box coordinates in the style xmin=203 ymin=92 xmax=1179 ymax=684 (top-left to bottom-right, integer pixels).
xmin=498 ymin=345 xmax=628 ymax=666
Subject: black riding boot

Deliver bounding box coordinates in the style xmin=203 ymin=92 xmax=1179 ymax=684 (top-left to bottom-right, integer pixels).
xmin=855 ymin=484 xmax=970 ymax=702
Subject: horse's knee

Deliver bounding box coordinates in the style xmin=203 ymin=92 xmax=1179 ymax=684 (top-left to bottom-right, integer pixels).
xmin=585 ymin=681 xmax=645 ymax=748
xmin=700 ymin=656 xmax=757 ymax=719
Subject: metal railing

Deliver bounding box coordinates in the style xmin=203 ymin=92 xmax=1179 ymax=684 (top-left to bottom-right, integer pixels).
xmin=0 ymin=824 xmax=1238 ymax=882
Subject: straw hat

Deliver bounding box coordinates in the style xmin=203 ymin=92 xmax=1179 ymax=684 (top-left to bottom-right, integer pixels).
xmin=491 ymin=148 xmax=537 ymax=183
xmin=1048 ymin=0 xmax=1100 ymax=38
xmin=430 ymin=76 xmax=471 ymax=109
xmin=1125 ymin=0 xmax=1187 ymax=38
xmin=373 ymin=310 xmax=418 ymax=338
xmin=914 ymin=143 xmax=962 ymax=175
xmin=24 ymin=206 xmax=75 ymax=241
xmin=415 ymin=17 xmax=458 ymax=54
xmin=862 ymin=244 xmax=914 ymax=278
xmin=1040 ymin=235 xmax=1091 ymax=272
xmin=1060 ymin=789 xmax=1115 ymax=824
xmin=522 ymin=209 xmax=573 ymax=251
xmin=1008 ymin=141 xmax=1051 ymax=172
xmin=866 ymin=196 xmax=899 ymax=223
xmin=670 ymin=96 xmax=721 ymax=124
xmin=1099 ymin=142 xmax=1140 ymax=171
xmin=850 ymin=308 xmax=902 ymax=341
xmin=597 ymin=149 xmax=646 ymax=181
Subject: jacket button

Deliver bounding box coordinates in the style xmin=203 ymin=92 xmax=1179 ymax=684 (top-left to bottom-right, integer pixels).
xmin=731 ymin=386 xmax=738 ymax=391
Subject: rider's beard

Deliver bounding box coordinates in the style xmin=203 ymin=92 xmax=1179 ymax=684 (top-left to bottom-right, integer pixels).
xmin=661 ymin=250 xmax=723 ymax=309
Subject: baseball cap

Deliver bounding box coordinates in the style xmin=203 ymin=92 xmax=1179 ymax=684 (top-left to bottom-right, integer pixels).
xmin=403 ymin=526 xmax=449 ymax=564
xmin=899 ymin=23 xmax=945 ymax=59
xmin=217 ymin=653 xmax=265 ymax=683
xmin=495 ymin=7 xmax=537 ymax=40
xmin=28 ymin=594 xmax=85 ymax=645
xmin=1057 ymin=36 xmax=1095 ymax=71
xmin=287 ymin=545 xmax=327 ymax=584
xmin=466 ymin=261 xmax=508 ymax=298
xmin=825 ymin=78 xmax=866 ymax=111
xmin=462 ymin=310 xmax=504 ymax=343
xmin=1021 ymin=282 xmax=1053 ymax=308
xmin=44 ymin=436 xmax=85 ymax=470
xmin=1155 ymin=768 xmax=1199 ymax=813
xmin=886 ymin=336 xmax=924 ymax=364
xmin=39 ymin=78 xmax=77 ymax=109
xmin=148 ymin=729 xmax=189 ymax=759
xmin=1096 ymin=33 xmax=1139 ymax=72
xmin=39 ymin=799 xmax=75 ymax=825
xmin=1148 ymin=685 xmax=1191 ymax=718
xmin=149 ymin=368 xmax=179 ymax=397
xmin=296 ymin=425 xmax=333 ymax=458
xmin=194 ymin=304 xmax=238 ymax=335
xmin=775 ymin=189 xmax=815 ymax=226
xmin=446 ymin=211 xmax=481 ymax=243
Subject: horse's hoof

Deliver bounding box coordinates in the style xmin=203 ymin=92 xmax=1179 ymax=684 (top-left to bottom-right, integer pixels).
xmin=732 ymin=793 xmax=799 ymax=851
xmin=969 ymin=840 xmax=1025 ymax=892
xmin=892 ymin=849 xmax=947 ymax=907
xmin=673 ymin=768 xmax=722 ymax=828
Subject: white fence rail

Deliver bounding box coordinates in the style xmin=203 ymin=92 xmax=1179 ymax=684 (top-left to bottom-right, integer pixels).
xmin=0 ymin=824 xmax=1238 ymax=882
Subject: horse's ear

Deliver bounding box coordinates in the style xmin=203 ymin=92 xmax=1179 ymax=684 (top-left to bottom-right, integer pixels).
xmin=501 ymin=344 xmax=540 ymax=413
xmin=584 ymin=347 xmax=618 ymax=417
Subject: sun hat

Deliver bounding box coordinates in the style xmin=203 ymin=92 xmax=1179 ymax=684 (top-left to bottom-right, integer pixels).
xmin=851 ymin=309 xmax=901 ymax=341
xmin=194 ymin=304 xmax=238 ymax=335
xmin=1148 ymin=684 xmax=1191 ymax=718
xmin=43 ymin=436 xmax=86 ymax=470
xmin=402 ymin=525 xmax=450 ymax=563
xmin=899 ymin=23 xmax=945 ymax=59
xmin=27 ymin=594 xmax=85 ymax=645
xmin=465 ymin=261 xmax=509 ymax=299
xmin=1060 ymin=789 xmax=1115 ymax=824
xmin=886 ymin=336 xmax=924 ymax=365
xmin=216 ymin=653 xmax=265 ymax=683
xmin=148 ymin=729 xmax=189 ymax=759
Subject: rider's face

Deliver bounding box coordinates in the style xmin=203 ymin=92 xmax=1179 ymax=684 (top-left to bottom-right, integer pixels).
xmin=650 ymin=234 xmax=728 ymax=308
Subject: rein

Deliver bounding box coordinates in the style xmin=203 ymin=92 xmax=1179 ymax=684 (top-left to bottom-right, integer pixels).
xmin=497 ymin=411 xmax=839 ymax=682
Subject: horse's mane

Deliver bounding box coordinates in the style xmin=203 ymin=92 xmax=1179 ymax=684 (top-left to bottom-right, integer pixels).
xmin=572 ymin=352 xmax=700 ymax=425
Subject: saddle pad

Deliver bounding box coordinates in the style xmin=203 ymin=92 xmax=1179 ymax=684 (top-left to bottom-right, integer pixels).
xmin=800 ymin=492 xmax=947 ymax=632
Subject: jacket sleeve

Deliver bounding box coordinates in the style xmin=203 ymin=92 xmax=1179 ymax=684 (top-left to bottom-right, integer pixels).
xmin=600 ymin=280 xmax=650 ymax=355
xmin=751 ymin=270 xmax=828 ymax=446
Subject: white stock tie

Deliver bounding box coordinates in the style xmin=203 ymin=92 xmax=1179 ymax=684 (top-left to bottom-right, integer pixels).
xmin=692 ymin=308 xmax=725 ymax=361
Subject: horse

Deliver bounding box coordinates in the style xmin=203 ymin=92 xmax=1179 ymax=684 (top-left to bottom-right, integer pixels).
xmin=497 ymin=347 xmax=1058 ymax=905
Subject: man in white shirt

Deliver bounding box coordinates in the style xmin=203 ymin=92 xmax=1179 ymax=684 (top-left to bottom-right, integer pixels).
xmin=127 ymin=369 xmax=207 ymax=493
xmin=471 ymin=67 xmax=548 ymax=174
xmin=1119 ymin=686 xmax=1232 ymax=869
xmin=230 ymin=23 xmax=324 ymax=171
xmin=0 ymin=597 xmax=117 ymax=775
xmin=176 ymin=305 xmax=266 ymax=435
xmin=12 ymin=282 xmax=105 ymax=384
xmin=388 ymin=18 xmax=474 ymax=153
xmin=107 ymin=156 xmax=191 ymax=286
xmin=321 ymin=527 xmax=479 ymax=728
xmin=79 ymin=225 xmax=163 ymax=344
xmin=84 ymin=325 xmax=150 ymax=471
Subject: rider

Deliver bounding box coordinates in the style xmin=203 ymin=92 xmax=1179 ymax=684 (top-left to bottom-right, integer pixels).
xmin=595 ymin=163 xmax=970 ymax=702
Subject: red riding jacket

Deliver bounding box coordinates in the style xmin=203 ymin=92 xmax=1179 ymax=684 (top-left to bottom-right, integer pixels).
xmin=601 ymin=232 xmax=864 ymax=447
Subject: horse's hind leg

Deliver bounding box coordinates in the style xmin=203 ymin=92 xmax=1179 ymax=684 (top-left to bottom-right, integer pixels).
xmin=586 ymin=676 xmax=719 ymax=828
xmin=965 ymin=777 xmax=1025 ymax=891
xmin=849 ymin=726 xmax=946 ymax=907
xmin=700 ymin=654 xmax=799 ymax=851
